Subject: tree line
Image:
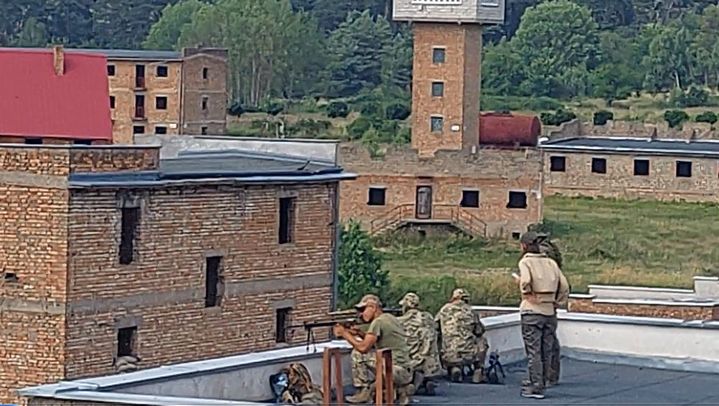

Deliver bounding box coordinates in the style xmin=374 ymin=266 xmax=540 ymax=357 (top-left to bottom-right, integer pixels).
xmin=4 ymin=0 xmax=719 ymax=107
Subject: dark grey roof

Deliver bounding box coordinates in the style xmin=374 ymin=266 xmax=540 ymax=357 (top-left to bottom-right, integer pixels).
xmin=413 ymin=358 xmax=719 ymax=405
xmin=68 ymin=151 xmax=354 ymax=188
xmin=67 ymin=48 xmax=182 ymax=61
xmin=540 ymin=136 xmax=719 ymax=158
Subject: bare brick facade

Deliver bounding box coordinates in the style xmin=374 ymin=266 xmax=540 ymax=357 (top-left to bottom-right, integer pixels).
xmin=338 ymin=143 xmax=543 ymax=237
xmin=543 ymin=151 xmax=719 ymax=202
xmin=104 ymin=48 xmax=228 ymax=144
xmin=0 ymin=145 xmax=339 ymax=404
xmin=569 ymin=297 xmax=719 ymax=321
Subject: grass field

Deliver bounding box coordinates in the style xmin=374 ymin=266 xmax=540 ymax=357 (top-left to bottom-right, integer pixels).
xmin=378 ymin=196 xmax=719 ymax=312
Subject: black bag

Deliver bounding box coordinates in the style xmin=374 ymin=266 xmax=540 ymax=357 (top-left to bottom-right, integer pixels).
xmin=486 ymin=351 xmax=506 ymax=385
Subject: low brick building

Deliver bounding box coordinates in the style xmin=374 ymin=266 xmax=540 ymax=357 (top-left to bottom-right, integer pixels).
xmin=542 ymin=137 xmax=719 ymax=202
xmin=0 ymin=144 xmax=353 ymax=404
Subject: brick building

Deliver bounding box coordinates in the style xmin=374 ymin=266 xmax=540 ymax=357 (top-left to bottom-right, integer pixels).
xmin=541 ymin=137 xmax=719 ymax=202
xmin=339 ymin=0 xmax=542 ymax=238
xmin=0 ymin=144 xmax=353 ymax=404
xmin=74 ymin=47 xmax=228 ymax=144
xmin=0 ymin=47 xmax=112 ymax=145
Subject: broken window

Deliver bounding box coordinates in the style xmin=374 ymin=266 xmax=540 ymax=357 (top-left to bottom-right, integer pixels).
xmin=592 ymin=157 xmax=607 ymax=174
xmin=156 ymin=65 xmax=168 ymax=77
xmin=201 ymin=126 xmax=208 ymax=135
xmin=135 ymin=95 xmax=145 ymax=118
xmin=634 ymin=159 xmax=650 ymax=176
xmin=132 ymin=126 xmax=145 ymax=135
xmin=550 ymin=156 xmax=566 ymax=172
xmin=461 ymin=190 xmax=480 ymax=208
xmin=117 ymin=327 xmax=137 ymax=357
xmin=154 ymin=126 xmax=167 ymax=135
xmin=73 ymin=140 xmax=92 ymax=145
xmin=507 ymin=191 xmax=527 ymax=209
xmin=110 ymin=96 xmax=116 ymax=109
xmin=432 ymin=48 xmax=446 ymax=64
xmin=107 ymin=65 xmax=115 ymax=76
xmin=275 ymin=307 xmax=291 ymax=343
xmin=202 ymin=96 xmax=208 ymax=111
xmin=202 ymin=67 xmax=209 ymax=79
xmin=156 ymin=96 xmax=167 ymax=110
xmin=676 ymin=161 xmax=692 ymax=178
xmin=430 ymin=116 xmax=444 ymax=133
xmin=512 ymin=232 xmax=521 ymax=240
xmin=3 ymin=272 xmax=18 ymax=283
xmin=119 ymin=207 xmax=139 ymax=265
xmin=205 ymin=256 xmax=224 ymax=308
xmin=431 ymin=81 xmax=445 ymax=97
xmin=135 ymin=65 xmax=145 ymax=88
xmin=24 ymin=138 xmax=42 ymax=145
xmin=279 ymin=197 xmax=296 ymax=244
xmin=368 ymin=188 xmax=386 ymax=206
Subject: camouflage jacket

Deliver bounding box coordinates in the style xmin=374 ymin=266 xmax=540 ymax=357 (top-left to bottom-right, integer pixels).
xmin=434 ymin=301 xmax=486 ymax=360
xmin=397 ymin=308 xmax=442 ymax=376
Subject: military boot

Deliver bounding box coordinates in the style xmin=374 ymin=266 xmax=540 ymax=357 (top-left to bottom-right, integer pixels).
xmin=411 ymin=371 xmax=425 ymax=394
xmin=396 ymin=384 xmax=413 ymax=406
xmin=425 ymin=379 xmax=437 ymax=396
xmin=346 ymin=387 xmax=373 ymax=404
xmin=472 ymin=367 xmax=486 ymax=384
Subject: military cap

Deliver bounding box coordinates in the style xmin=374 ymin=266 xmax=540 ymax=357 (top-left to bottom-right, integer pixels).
xmin=520 ymin=231 xmax=541 ymax=245
xmin=399 ymin=292 xmax=420 ymax=308
xmin=451 ymin=288 xmax=470 ymax=301
xmin=355 ymin=294 xmax=382 ymax=309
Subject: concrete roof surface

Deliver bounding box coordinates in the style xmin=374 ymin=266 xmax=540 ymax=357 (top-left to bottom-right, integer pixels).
xmin=540 ymin=136 xmax=719 ymax=157
xmin=412 ymin=359 xmax=719 ymax=405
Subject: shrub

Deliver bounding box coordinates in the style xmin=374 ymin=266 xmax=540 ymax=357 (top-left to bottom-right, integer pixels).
xmin=664 ymin=110 xmax=689 ymax=129
xmin=593 ymin=110 xmax=614 ymax=126
xmin=287 ymin=119 xmax=332 ymax=137
xmin=228 ymin=101 xmax=244 ymax=117
xmin=262 ymin=99 xmax=286 ymax=116
xmin=385 ymin=102 xmax=411 ymax=120
xmin=541 ymin=109 xmax=577 ymax=126
xmin=347 ymin=116 xmax=372 ymax=140
xmin=695 ymin=111 xmax=718 ymax=125
xmin=481 ymin=95 xmax=563 ymax=112
xmin=327 ymin=101 xmax=349 ymax=118
xmin=360 ymin=102 xmax=382 ymax=117
xmin=338 ymin=220 xmax=389 ymax=308
xmin=671 ymin=86 xmax=710 ymax=108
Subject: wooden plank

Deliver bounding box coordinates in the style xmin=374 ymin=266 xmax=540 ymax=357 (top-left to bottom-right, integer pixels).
xmin=322 ymin=348 xmax=332 ymax=406
xmin=333 ymin=349 xmax=344 ymax=406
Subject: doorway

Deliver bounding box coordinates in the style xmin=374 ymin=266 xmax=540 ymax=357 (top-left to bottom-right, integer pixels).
xmin=416 ymin=186 xmax=433 ymax=219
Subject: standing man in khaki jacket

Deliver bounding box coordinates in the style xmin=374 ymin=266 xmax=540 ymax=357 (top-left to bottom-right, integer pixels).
xmin=516 ymin=232 xmax=569 ymax=399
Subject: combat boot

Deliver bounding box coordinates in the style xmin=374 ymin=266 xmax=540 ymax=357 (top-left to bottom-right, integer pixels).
xmin=425 ymin=380 xmax=437 ymax=396
xmin=411 ymin=371 xmax=425 ymax=395
xmin=450 ymin=367 xmax=462 ymax=382
xmin=396 ymin=384 xmax=413 ymax=406
xmin=346 ymin=387 xmax=373 ymax=404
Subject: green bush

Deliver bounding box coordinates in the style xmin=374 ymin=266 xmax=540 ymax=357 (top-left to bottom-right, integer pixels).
xmin=262 ymin=99 xmax=286 ymax=116
xmin=347 ymin=116 xmax=372 ymax=140
xmin=540 ymin=109 xmax=577 ymax=126
xmin=664 ymin=110 xmax=690 ymax=129
xmin=385 ymin=103 xmax=411 ymax=120
xmin=338 ymin=220 xmax=389 ymax=308
xmin=228 ymin=101 xmax=244 ymax=117
xmin=695 ymin=111 xmax=718 ymax=125
xmin=481 ymin=95 xmax=563 ymax=112
xmin=671 ymin=86 xmax=710 ymax=108
xmin=593 ymin=110 xmax=614 ymax=125
xmin=287 ymin=119 xmax=332 ymax=137
xmin=327 ymin=101 xmax=349 ymax=118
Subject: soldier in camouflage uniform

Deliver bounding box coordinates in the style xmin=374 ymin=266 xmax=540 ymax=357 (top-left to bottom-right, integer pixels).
xmin=397 ymin=292 xmax=443 ymax=395
xmin=434 ymin=288 xmax=489 ymax=383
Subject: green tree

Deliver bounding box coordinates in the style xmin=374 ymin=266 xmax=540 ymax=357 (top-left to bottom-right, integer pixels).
xmin=482 ymin=39 xmax=525 ymax=95
xmin=338 ymin=220 xmax=389 ymax=309
xmin=93 ymin=0 xmax=177 ymax=48
xmin=513 ymin=0 xmax=601 ymax=98
xmin=324 ymin=10 xmax=392 ymax=97
xmin=381 ymin=27 xmax=413 ymax=92
xmin=642 ymin=23 xmax=693 ymax=90
xmin=177 ymin=0 xmax=324 ymax=105
xmin=144 ymin=0 xmax=205 ymax=50
xmin=13 ymin=17 xmax=47 ymax=47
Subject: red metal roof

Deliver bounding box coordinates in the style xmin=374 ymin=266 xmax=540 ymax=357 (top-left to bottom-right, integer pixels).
xmin=0 ymin=48 xmax=112 ymax=141
xmin=479 ymin=112 xmax=541 ymax=147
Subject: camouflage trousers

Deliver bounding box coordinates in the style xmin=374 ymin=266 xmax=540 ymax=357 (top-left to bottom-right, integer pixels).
xmin=351 ymin=349 xmax=413 ymax=390
xmin=440 ymin=335 xmax=488 ymax=370
xmin=521 ymin=313 xmax=558 ymax=392
xmin=547 ymin=330 xmax=560 ymax=384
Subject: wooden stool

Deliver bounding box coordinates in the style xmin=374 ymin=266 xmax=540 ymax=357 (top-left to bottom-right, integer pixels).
xmin=375 ymin=349 xmax=394 ymax=406
xmin=322 ymin=347 xmax=344 ymax=406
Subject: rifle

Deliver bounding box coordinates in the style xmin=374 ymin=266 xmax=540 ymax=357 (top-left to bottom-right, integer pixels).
xmin=289 ymin=308 xmax=403 ymax=352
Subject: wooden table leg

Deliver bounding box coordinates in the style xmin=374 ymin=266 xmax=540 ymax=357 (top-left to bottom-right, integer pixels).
xmin=323 ymin=348 xmax=332 ymax=406
xmin=384 ymin=351 xmax=394 ymax=406
xmin=333 ymin=349 xmax=344 ymax=406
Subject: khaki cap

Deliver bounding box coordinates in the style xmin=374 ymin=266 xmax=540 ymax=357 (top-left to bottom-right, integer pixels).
xmin=399 ymin=292 xmax=420 ymax=308
xmin=451 ymin=288 xmax=470 ymax=301
xmin=354 ymin=294 xmax=382 ymax=309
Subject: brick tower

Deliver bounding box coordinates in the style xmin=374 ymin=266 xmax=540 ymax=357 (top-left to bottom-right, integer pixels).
xmin=393 ymin=0 xmax=505 ymax=157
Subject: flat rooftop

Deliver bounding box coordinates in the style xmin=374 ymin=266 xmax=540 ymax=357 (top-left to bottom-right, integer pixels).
xmin=68 ymin=150 xmax=355 ymax=188
xmin=417 ymin=358 xmax=719 ymax=405
xmin=540 ymin=136 xmax=719 ymax=158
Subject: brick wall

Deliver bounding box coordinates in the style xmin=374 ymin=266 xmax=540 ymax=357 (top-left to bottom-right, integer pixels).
xmin=69 ymin=147 xmax=160 ymax=172
xmin=29 ymin=400 xmax=120 ymax=406
xmin=411 ymin=23 xmax=481 ymax=157
xmin=108 ymin=60 xmax=183 ymax=144
xmin=180 ymin=51 xmax=228 ymax=135
xmin=543 ymin=151 xmax=719 ymax=202
xmin=339 ymin=143 xmax=542 ymax=237
xmin=64 ymin=183 xmax=336 ymax=379
xmin=569 ymin=297 xmax=718 ymax=320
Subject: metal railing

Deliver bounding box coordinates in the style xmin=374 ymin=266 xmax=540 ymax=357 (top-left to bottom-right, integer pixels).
xmin=369 ymin=203 xmax=487 ymax=237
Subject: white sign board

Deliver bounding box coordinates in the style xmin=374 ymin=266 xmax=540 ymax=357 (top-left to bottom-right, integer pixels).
xmin=411 ymin=0 xmax=463 ymax=4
